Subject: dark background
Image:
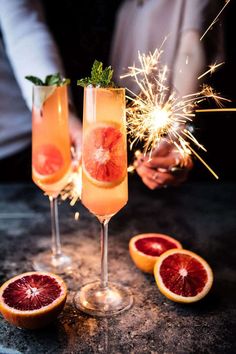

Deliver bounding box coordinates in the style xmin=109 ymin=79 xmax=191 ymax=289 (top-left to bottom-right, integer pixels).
xmin=42 ymin=0 xmax=236 ymax=182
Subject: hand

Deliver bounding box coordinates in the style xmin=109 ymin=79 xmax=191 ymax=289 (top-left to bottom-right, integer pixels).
xmin=135 ymin=140 xmax=193 ymax=190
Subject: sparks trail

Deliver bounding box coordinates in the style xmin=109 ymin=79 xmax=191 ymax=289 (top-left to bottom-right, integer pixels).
xmin=60 ymin=147 xmax=82 ymax=207
xmin=200 ymin=0 xmax=230 ymax=41
xmin=198 ymin=62 xmax=224 ymax=80
xmin=60 ymin=165 xmax=82 ymax=206
xmin=123 ymin=50 xmax=229 ymax=179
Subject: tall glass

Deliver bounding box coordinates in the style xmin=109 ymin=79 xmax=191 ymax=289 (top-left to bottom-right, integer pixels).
xmin=74 ymin=87 xmax=133 ymax=316
xmin=32 ymin=84 xmax=72 ymax=274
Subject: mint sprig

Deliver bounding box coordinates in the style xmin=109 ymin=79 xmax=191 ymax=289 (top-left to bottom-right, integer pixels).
xmin=25 ymin=73 xmax=70 ymax=86
xmin=25 ymin=73 xmax=70 ymax=109
xmin=77 ymin=60 xmax=114 ymax=88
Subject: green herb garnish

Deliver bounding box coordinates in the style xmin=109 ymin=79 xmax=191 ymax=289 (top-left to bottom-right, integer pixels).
xmin=77 ymin=60 xmax=114 ymax=87
xmin=25 ymin=73 xmax=70 ymax=86
xmin=25 ymin=73 xmax=70 ymax=109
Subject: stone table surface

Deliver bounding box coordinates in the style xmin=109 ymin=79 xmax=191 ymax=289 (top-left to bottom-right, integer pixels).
xmin=0 ymin=178 xmax=235 ymax=354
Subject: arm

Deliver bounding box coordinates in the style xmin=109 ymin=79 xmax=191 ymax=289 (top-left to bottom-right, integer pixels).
xmin=172 ymin=30 xmax=206 ymax=97
xmin=0 ymin=0 xmax=82 ymax=154
xmin=0 ymin=0 xmax=64 ymax=111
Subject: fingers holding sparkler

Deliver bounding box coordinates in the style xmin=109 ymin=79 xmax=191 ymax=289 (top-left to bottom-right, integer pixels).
xmin=134 ymin=140 xmax=193 ymax=190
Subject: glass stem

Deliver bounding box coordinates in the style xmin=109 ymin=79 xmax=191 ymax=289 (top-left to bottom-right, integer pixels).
xmin=100 ymin=218 xmax=110 ymax=289
xmin=49 ymin=196 xmax=62 ymax=259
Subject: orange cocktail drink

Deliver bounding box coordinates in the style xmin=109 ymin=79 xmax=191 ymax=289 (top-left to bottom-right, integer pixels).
xmin=81 ymin=87 xmax=128 ymax=218
xmin=74 ymin=86 xmax=133 ymax=317
xmin=32 ymin=85 xmax=71 ymax=197
xmin=31 ymin=84 xmax=73 ymax=274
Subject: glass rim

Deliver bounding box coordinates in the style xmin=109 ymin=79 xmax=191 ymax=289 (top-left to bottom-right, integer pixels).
xmin=83 ymin=86 xmax=125 ymax=91
xmin=33 ymin=84 xmax=68 ymax=89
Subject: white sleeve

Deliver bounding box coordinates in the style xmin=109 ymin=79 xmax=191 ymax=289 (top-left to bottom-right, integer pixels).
xmin=0 ymin=0 xmax=64 ymax=110
xmin=181 ymin=0 xmax=209 ymax=33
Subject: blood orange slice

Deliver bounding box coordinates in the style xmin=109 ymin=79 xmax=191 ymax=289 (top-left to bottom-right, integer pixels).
xmin=33 ymin=144 xmax=64 ymax=184
xmin=83 ymin=123 xmax=126 ymax=188
xmin=0 ymin=272 xmax=67 ymax=329
xmin=154 ymin=249 xmax=213 ymax=303
xmin=129 ymin=233 xmax=182 ymax=273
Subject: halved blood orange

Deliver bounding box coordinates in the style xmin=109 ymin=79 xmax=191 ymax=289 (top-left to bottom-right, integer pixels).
xmin=0 ymin=272 xmax=67 ymax=329
xmin=129 ymin=233 xmax=182 ymax=273
xmin=32 ymin=144 xmax=64 ymax=184
xmin=154 ymin=249 xmax=213 ymax=303
xmin=83 ymin=123 xmax=126 ymax=188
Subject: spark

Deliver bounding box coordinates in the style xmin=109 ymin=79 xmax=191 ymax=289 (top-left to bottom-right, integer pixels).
xmin=127 ymin=150 xmax=142 ymax=173
xmin=200 ymin=0 xmax=230 ymax=41
xmin=60 ymin=162 xmax=82 ymax=206
xmin=75 ymin=212 xmax=80 ymax=221
xmin=184 ymin=84 xmax=230 ymax=108
xmin=196 ymin=108 xmax=236 ymax=113
xmin=127 ymin=165 xmax=136 ymax=173
xmin=198 ymin=62 xmax=224 ymax=80
xmin=124 ymin=50 xmax=227 ymax=179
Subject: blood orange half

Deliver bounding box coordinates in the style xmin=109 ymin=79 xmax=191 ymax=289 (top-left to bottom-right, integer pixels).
xmin=129 ymin=233 xmax=182 ymax=273
xmin=83 ymin=123 xmax=126 ymax=188
xmin=0 ymin=272 xmax=67 ymax=329
xmin=33 ymin=144 xmax=64 ymax=184
xmin=154 ymin=249 xmax=213 ymax=303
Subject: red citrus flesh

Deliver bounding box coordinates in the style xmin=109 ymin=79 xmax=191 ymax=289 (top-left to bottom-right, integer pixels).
xmin=33 ymin=144 xmax=64 ymax=176
xmin=3 ymin=274 xmax=62 ymax=311
xmin=83 ymin=123 xmax=126 ymax=187
xmin=154 ymin=249 xmax=213 ymax=303
xmin=160 ymin=253 xmax=207 ymax=296
xmin=0 ymin=272 xmax=67 ymax=329
xmin=135 ymin=236 xmax=180 ymax=257
xmin=129 ymin=233 xmax=182 ymax=273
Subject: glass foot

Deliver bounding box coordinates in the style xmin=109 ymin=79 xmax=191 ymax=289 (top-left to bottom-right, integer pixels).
xmin=74 ymin=281 xmax=133 ymax=317
xmin=32 ymin=251 xmax=77 ymax=275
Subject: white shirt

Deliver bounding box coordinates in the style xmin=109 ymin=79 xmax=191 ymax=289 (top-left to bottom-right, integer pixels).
xmin=0 ymin=0 xmax=63 ymax=158
xmin=110 ymin=0 xmax=209 ymax=93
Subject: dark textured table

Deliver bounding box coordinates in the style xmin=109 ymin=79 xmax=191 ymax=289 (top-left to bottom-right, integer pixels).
xmin=0 ymin=177 xmax=235 ymax=354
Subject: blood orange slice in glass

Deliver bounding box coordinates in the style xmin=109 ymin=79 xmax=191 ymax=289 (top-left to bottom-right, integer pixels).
xmin=0 ymin=272 xmax=67 ymax=329
xmin=33 ymin=144 xmax=64 ymax=183
xmin=83 ymin=123 xmax=126 ymax=188
xmin=129 ymin=233 xmax=182 ymax=273
xmin=154 ymin=249 xmax=213 ymax=303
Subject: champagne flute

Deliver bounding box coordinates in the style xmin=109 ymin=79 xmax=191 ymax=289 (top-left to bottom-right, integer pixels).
xmin=32 ymin=84 xmax=73 ymax=274
xmin=74 ymin=87 xmax=133 ymax=316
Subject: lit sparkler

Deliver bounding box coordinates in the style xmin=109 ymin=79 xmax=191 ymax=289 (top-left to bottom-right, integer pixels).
xmin=123 ymin=50 xmax=229 ymax=179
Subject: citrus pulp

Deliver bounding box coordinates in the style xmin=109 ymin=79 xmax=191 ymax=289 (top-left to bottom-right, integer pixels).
xmin=0 ymin=271 xmax=67 ymax=329
xmin=129 ymin=233 xmax=182 ymax=273
xmin=32 ymin=144 xmax=64 ymax=184
xmin=83 ymin=123 xmax=126 ymax=188
xmin=154 ymin=249 xmax=213 ymax=303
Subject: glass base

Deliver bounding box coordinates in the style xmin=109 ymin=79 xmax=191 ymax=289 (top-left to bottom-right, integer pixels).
xmin=74 ymin=281 xmax=133 ymax=317
xmin=32 ymin=251 xmax=77 ymax=275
